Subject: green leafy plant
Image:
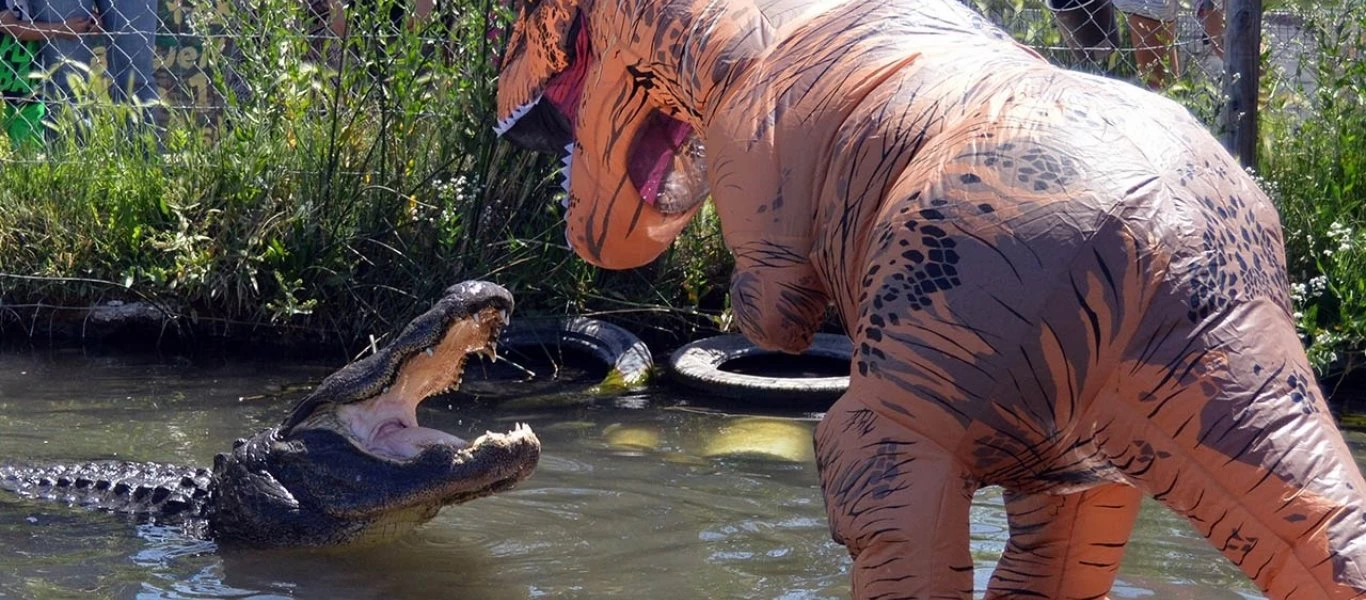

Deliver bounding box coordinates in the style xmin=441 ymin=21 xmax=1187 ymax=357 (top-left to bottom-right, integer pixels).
xmin=1261 ymin=2 xmax=1366 ymax=374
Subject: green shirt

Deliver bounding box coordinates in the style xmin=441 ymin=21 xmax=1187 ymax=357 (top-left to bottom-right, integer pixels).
xmin=0 ymin=25 xmax=38 ymax=100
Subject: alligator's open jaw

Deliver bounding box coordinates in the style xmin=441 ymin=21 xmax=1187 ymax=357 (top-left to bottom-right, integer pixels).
xmin=337 ymin=306 xmax=505 ymax=461
xmin=494 ymin=14 xmax=702 ymax=215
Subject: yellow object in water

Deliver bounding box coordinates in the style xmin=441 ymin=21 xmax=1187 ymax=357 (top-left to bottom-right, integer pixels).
xmin=603 ymin=423 xmax=662 ymax=451
xmin=698 ymin=417 xmax=815 ymax=463
xmin=542 ymin=420 xmax=598 ymax=432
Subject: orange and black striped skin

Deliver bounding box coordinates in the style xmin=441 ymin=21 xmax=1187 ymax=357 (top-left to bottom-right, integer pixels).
xmin=496 ymin=0 xmax=1366 ymax=597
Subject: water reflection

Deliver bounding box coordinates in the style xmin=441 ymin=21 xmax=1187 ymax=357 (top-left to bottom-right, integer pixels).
xmin=0 ymin=347 xmax=1359 ymax=599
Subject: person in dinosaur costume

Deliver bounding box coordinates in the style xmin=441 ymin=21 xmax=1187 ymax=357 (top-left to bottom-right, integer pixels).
xmin=492 ymin=0 xmax=1366 ymax=597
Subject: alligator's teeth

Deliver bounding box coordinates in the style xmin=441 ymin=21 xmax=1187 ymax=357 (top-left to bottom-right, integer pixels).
xmin=425 ymin=348 xmax=434 ymax=357
xmin=382 ymin=386 xmax=391 ymax=394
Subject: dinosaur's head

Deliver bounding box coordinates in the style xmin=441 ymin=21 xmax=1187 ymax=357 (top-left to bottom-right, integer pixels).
xmin=208 ymin=281 xmax=541 ymax=548
xmin=494 ymin=0 xmax=709 ymax=269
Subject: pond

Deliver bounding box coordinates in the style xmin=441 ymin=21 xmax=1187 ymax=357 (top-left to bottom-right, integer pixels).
xmin=0 ymin=346 xmax=1362 ymax=599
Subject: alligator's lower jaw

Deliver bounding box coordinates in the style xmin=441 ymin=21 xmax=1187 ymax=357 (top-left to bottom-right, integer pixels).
xmin=343 ymin=504 xmax=446 ymax=548
xmin=418 ymin=422 xmax=541 ymax=506
xmin=451 ymin=423 xmax=540 ymax=482
xmin=321 ymin=423 xmax=540 ymax=542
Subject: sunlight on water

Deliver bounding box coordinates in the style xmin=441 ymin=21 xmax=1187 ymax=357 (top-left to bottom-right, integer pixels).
xmin=0 ymin=347 xmax=1358 ymax=599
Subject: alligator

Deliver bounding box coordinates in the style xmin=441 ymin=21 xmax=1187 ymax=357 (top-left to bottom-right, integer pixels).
xmin=0 ymin=281 xmax=541 ymax=548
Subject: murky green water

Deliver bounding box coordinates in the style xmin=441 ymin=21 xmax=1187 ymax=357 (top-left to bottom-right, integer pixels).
xmin=0 ymin=347 xmax=1362 ymax=599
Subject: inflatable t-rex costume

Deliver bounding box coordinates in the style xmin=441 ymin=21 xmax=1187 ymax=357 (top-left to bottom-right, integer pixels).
xmin=493 ymin=0 xmax=1366 ymax=597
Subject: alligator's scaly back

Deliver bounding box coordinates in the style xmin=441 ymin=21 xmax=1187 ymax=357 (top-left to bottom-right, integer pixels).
xmin=1 ymin=461 xmax=213 ymax=520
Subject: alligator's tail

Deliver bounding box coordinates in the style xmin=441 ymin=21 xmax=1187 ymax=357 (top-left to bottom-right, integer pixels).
xmin=0 ymin=461 xmax=213 ymax=520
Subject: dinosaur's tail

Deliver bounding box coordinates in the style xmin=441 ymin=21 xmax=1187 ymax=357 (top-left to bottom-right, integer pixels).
xmin=1111 ymin=293 xmax=1366 ymax=598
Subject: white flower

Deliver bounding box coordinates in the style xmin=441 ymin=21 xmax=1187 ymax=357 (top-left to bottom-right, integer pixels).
xmin=1308 ymin=275 xmax=1328 ymax=297
xmin=1326 ymin=220 xmax=1355 ymax=254
xmin=1290 ymin=282 xmax=1308 ymax=303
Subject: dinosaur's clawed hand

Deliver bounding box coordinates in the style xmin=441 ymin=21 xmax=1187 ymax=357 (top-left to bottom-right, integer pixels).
xmin=728 ymin=268 xmax=828 ymax=354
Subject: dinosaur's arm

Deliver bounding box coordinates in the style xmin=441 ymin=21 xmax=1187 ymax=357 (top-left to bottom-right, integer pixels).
xmin=708 ymin=119 xmax=831 ymax=354
xmin=726 ymin=239 xmax=830 ymax=354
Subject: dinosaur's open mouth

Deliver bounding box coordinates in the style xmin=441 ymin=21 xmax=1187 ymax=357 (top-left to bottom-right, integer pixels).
xmin=494 ymin=14 xmax=704 ymax=215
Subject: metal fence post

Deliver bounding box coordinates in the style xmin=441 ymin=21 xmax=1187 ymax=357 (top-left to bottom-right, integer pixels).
xmin=1223 ymin=0 xmax=1263 ymax=169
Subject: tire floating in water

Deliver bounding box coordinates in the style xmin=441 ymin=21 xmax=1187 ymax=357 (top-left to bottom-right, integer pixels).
xmin=497 ymin=316 xmax=655 ymax=391
xmin=666 ymin=333 xmax=852 ymax=406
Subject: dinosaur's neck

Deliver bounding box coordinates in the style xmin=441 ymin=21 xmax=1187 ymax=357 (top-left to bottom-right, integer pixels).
xmin=1 ymin=461 xmax=215 ymax=522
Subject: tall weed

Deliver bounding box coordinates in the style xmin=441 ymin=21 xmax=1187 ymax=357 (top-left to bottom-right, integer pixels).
xmin=1262 ymin=2 xmax=1366 ymax=373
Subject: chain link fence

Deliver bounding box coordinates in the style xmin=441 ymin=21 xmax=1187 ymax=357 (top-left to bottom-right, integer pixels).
xmin=969 ymin=0 xmax=1319 ymax=133
xmin=0 ymin=0 xmax=1327 ymax=160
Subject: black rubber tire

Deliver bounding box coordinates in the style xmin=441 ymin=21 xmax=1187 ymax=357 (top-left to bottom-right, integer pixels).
xmin=667 ymin=333 xmax=852 ymax=405
xmin=497 ymin=316 xmax=654 ymax=389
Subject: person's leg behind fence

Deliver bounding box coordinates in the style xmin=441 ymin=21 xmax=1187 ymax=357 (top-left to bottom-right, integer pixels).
xmin=1196 ymin=0 xmax=1226 ymax=58
xmin=1125 ymin=12 xmax=1178 ymax=88
xmin=31 ymin=0 xmax=95 ymax=104
xmin=95 ymin=0 xmax=158 ymax=105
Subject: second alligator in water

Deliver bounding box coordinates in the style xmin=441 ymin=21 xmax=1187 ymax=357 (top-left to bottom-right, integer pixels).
xmin=0 ymin=281 xmax=541 ymax=548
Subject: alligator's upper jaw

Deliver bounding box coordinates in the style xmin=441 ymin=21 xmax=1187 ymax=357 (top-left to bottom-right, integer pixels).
xmin=336 ymin=306 xmax=510 ymax=461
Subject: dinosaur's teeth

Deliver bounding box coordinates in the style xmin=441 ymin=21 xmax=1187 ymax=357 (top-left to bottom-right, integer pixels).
xmin=560 ymin=143 xmax=574 ymax=200
xmin=492 ymin=95 xmax=542 ymax=137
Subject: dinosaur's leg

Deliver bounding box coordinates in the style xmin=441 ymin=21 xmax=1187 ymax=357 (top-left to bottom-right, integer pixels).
xmin=1106 ymin=300 xmax=1366 ymax=598
xmin=815 ymin=391 xmax=978 ymax=599
xmin=985 ymin=484 xmax=1142 ymax=599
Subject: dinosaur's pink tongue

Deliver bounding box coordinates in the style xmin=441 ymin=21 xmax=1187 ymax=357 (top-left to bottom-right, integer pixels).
xmin=544 ymin=19 xmax=592 ymax=125
xmin=628 ymin=112 xmax=694 ymax=206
